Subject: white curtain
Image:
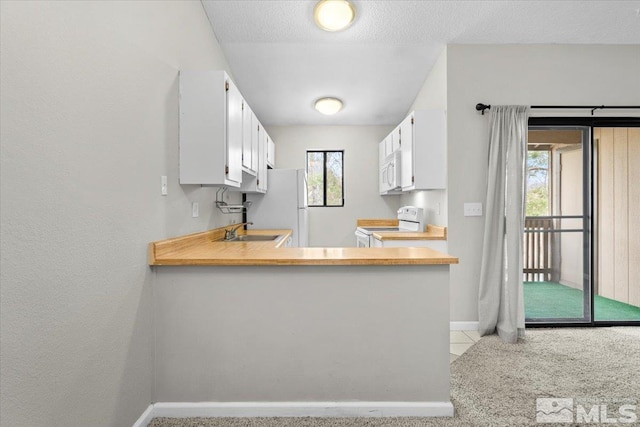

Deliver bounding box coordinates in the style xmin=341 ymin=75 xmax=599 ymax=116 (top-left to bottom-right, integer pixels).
xmin=478 ymin=105 xmax=529 ymax=343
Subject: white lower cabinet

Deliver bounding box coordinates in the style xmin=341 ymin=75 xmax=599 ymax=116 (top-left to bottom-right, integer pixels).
xmin=372 ymin=238 xmax=447 ymax=253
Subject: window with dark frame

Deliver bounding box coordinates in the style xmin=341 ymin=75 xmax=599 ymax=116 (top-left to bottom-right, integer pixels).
xmin=306 ymin=150 xmax=344 ymax=207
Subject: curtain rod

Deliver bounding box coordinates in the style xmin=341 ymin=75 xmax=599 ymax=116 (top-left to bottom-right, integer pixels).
xmin=475 ymin=103 xmax=640 ymax=116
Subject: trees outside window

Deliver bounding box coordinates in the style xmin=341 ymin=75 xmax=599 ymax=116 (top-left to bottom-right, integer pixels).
xmin=526 ymin=149 xmax=550 ymax=216
xmin=306 ymin=150 xmax=344 ymax=207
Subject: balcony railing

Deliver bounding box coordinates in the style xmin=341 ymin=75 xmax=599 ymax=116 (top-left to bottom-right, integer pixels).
xmin=523 ymin=215 xmax=583 ymax=282
xmin=524 ymin=217 xmax=554 ymax=282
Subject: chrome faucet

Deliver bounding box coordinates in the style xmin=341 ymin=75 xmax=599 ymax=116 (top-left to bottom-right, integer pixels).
xmin=224 ymin=222 xmax=253 ymax=240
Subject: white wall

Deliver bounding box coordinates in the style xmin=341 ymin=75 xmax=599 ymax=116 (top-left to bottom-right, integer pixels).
xmin=0 ymin=2 xmax=238 ymax=425
xmin=400 ymin=48 xmax=448 ymax=227
xmin=266 ymin=126 xmax=398 ymax=247
xmin=445 ymin=44 xmax=640 ymax=322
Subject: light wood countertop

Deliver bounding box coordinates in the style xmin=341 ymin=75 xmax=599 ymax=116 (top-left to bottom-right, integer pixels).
xmin=356 ymin=219 xmax=399 ymax=227
xmin=373 ymin=224 xmax=447 ymax=241
xmin=149 ymin=226 xmax=458 ymax=266
xmin=358 ymin=219 xmax=447 ymax=241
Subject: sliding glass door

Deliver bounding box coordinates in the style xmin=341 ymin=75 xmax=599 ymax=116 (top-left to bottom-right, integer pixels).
xmin=525 ymin=119 xmax=640 ymax=326
xmin=524 ymin=126 xmax=591 ymax=324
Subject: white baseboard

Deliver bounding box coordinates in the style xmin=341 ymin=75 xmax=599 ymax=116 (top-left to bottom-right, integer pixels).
xmin=450 ymin=321 xmax=479 ymax=331
xmin=134 ymin=401 xmax=454 ymax=424
xmin=132 ymin=404 xmax=155 ymax=427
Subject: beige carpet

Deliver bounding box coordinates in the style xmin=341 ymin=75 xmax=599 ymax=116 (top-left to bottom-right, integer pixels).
xmin=149 ymin=327 xmax=640 ymax=427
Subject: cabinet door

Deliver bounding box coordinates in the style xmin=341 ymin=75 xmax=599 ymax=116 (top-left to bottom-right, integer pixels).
xmin=379 ymin=141 xmax=386 ymax=193
xmin=391 ymin=126 xmax=401 ymax=153
xmin=267 ymin=139 xmax=275 ymax=168
xmin=241 ymin=100 xmax=254 ymax=173
xmin=226 ymin=79 xmax=243 ymax=185
xmin=400 ymin=114 xmax=414 ymax=190
xmin=251 ymin=111 xmax=259 ymax=173
xmin=263 ymin=133 xmax=269 ymax=191
xmin=257 ymin=125 xmax=268 ymax=192
xmin=384 ymin=135 xmax=392 ymax=157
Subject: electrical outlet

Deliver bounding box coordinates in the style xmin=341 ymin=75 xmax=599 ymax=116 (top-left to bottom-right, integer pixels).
xmin=161 ymin=176 xmax=168 ymax=196
xmin=464 ymin=202 xmax=483 ymax=217
xmin=192 ymin=202 xmax=199 ymax=218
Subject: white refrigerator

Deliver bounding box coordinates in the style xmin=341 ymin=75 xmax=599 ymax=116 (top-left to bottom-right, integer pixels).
xmin=246 ymin=169 xmax=309 ymax=247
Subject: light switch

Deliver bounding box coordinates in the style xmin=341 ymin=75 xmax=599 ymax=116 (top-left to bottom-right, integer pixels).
xmin=192 ymin=202 xmax=199 ymax=218
xmin=161 ymin=176 xmax=168 ymax=196
xmin=464 ymin=202 xmax=483 ymax=217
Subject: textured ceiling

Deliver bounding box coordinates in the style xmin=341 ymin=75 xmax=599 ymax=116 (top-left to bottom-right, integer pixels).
xmin=202 ymin=1 xmax=640 ymax=125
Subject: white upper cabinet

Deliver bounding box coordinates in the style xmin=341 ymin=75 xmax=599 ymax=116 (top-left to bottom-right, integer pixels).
xmin=179 ymin=70 xmax=243 ymax=187
xmin=399 ymin=114 xmax=414 ymax=190
xmin=259 ymin=127 xmax=269 ymax=192
xmin=251 ymin=110 xmax=260 ymax=173
xmin=391 ymin=126 xmax=401 ymax=154
xmin=242 ymin=101 xmax=257 ymax=176
xmin=380 ymin=130 xmax=400 ymax=161
xmin=240 ymin=119 xmax=268 ymax=194
xmin=226 ymin=78 xmax=243 ymax=185
xmin=401 ymin=109 xmax=446 ymax=191
xmin=267 ymin=138 xmax=275 ymax=169
xmin=378 ymin=126 xmax=402 ymax=195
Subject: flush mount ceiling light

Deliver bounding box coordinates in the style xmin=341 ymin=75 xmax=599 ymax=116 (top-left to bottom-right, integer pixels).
xmin=315 ymin=97 xmax=343 ymax=115
xmin=314 ymin=0 xmax=356 ymax=32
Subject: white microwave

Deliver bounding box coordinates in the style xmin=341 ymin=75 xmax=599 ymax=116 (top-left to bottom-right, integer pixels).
xmin=380 ymin=150 xmax=401 ymax=193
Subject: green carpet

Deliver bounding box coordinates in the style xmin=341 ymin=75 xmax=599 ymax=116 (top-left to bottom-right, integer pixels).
xmin=524 ymin=281 xmax=640 ymax=321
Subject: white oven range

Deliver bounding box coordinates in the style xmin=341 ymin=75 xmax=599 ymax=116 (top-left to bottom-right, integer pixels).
xmin=355 ymin=206 xmax=425 ymax=248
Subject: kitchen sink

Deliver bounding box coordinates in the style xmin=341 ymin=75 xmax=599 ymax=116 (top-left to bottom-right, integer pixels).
xmin=224 ymin=234 xmax=280 ymax=242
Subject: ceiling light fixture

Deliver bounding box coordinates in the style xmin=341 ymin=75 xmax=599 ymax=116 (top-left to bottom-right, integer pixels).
xmin=315 ymin=97 xmax=343 ymax=115
xmin=314 ymin=0 xmax=356 ymax=32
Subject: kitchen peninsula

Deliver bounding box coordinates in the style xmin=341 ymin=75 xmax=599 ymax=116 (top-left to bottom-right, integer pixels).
xmin=148 ymin=227 xmax=458 ymax=417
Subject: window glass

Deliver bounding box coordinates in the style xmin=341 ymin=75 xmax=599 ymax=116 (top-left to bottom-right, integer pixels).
xmin=526 ymin=150 xmax=550 ymax=216
xmin=326 ymin=151 xmax=343 ymax=206
xmin=306 ymin=150 xmax=344 ymax=207
xmin=307 ymin=152 xmax=325 ymax=206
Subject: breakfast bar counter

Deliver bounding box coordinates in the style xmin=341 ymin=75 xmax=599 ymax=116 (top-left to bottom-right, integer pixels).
xmin=149 ymin=226 xmax=457 ymax=417
xmin=149 ymin=227 xmax=458 ymax=266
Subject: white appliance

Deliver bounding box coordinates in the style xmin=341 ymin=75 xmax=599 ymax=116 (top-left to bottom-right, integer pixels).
xmin=380 ymin=150 xmax=401 ymax=193
xmin=246 ymin=169 xmax=309 ymax=247
xmin=355 ymin=206 xmax=425 ymax=248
